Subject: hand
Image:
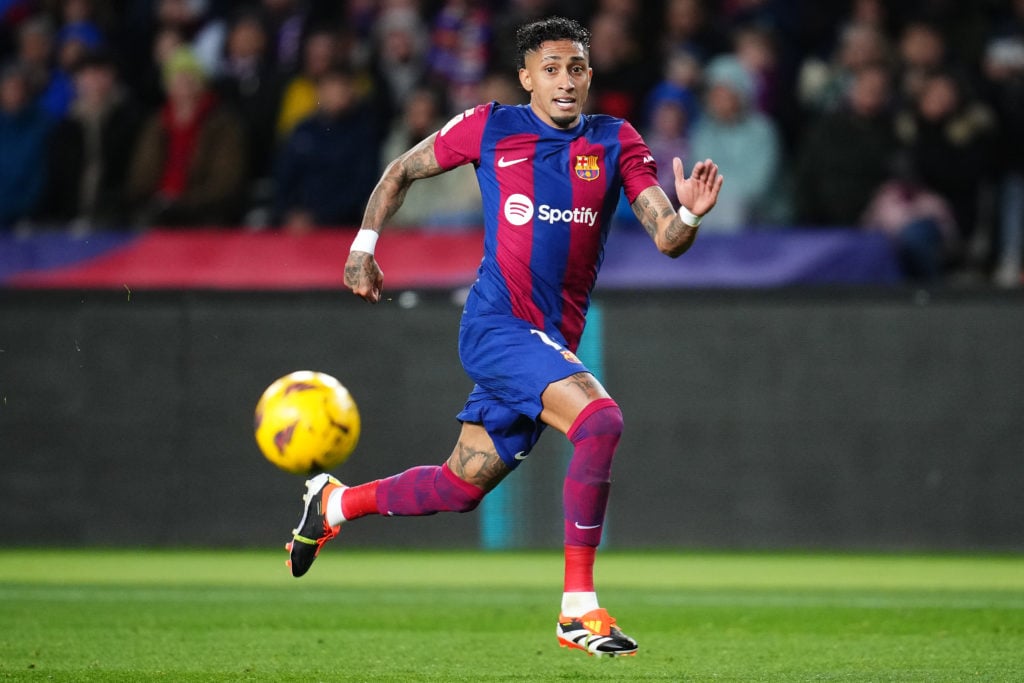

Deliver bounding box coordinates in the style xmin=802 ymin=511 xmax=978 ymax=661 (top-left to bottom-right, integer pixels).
xmin=674 ymin=157 xmax=724 ymax=218
xmin=344 ymin=250 xmax=384 ymax=303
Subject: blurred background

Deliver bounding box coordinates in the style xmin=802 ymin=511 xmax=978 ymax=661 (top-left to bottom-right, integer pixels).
xmin=1 ymin=0 xmax=1022 ymax=553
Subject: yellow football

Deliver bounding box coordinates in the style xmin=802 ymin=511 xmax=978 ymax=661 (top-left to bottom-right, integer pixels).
xmin=254 ymin=371 xmax=360 ymax=475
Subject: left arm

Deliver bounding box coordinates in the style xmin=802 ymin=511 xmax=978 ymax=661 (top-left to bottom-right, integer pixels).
xmin=631 ymin=157 xmax=724 ymax=258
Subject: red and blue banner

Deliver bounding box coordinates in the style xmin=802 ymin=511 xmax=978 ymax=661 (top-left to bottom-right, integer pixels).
xmin=1 ymin=227 xmax=900 ymax=290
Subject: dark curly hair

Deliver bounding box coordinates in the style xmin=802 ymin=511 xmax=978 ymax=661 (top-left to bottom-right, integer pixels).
xmin=514 ymin=17 xmax=591 ymax=70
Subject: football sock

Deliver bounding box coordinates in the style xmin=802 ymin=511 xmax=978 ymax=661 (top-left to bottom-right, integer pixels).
xmin=561 ymin=590 xmax=600 ymax=618
xmin=370 ymin=463 xmax=485 ymax=517
xmin=563 ymin=399 xmax=622 ymax=548
xmin=329 ymin=480 xmax=380 ymax=525
xmin=561 ymin=399 xmax=622 ymax=615
xmin=325 ymin=486 xmax=349 ymax=527
xmin=563 ymin=544 xmax=597 ymax=592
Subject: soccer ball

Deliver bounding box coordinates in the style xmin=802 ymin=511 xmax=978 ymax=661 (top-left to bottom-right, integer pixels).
xmin=254 ymin=371 xmax=361 ymax=475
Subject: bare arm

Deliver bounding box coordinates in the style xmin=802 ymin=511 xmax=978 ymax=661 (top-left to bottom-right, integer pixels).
xmin=344 ymin=133 xmax=447 ymax=302
xmin=630 ymin=157 xmax=724 ymax=258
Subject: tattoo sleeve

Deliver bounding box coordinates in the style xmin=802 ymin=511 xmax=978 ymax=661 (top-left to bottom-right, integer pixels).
xmin=362 ymin=133 xmax=446 ymax=231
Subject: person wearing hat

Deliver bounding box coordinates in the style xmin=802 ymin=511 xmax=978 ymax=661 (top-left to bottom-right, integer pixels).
xmin=127 ymin=46 xmax=246 ymax=226
xmin=690 ymin=54 xmax=782 ymax=232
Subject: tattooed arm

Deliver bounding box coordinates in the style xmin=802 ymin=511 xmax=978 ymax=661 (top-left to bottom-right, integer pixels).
xmin=630 ymin=157 xmax=724 ymax=258
xmin=344 ymin=134 xmax=447 ymax=303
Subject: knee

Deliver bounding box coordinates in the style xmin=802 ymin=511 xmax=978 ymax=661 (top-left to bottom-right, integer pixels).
xmin=440 ymin=463 xmax=486 ymax=513
xmin=568 ymin=398 xmax=623 ymax=443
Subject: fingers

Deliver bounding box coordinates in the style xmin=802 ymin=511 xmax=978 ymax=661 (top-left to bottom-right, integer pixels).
xmin=358 ymin=275 xmax=383 ymax=303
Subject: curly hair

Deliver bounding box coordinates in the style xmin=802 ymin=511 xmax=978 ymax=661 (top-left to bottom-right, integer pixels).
xmin=514 ymin=17 xmax=591 ymax=70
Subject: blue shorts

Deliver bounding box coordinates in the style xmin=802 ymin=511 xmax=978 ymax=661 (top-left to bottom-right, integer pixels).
xmin=456 ymin=314 xmax=588 ymax=468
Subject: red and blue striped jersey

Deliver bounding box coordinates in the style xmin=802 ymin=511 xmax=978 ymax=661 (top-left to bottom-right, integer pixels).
xmin=434 ymin=102 xmax=658 ymax=351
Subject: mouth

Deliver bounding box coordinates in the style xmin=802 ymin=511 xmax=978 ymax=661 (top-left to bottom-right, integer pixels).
xmin=553 ymin=97 xmax=577 ymax=111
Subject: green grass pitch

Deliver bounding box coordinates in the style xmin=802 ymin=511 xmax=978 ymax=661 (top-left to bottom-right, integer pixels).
xmin=1 ymin=549 xmax=1022 ymax=682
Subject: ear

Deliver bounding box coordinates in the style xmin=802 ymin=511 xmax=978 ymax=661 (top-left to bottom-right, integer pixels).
xmin=518 ymin=67 xmax=532 ymax=93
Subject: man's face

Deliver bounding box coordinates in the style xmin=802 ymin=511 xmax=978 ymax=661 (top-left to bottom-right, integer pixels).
xmin=518 ymin=39 xmax=591 ymax=129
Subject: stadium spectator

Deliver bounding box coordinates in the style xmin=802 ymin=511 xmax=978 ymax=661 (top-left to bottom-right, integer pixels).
xmin=12 ymin=16 xmax=54 ymax=97
xmin=39 ymin=19 xmax=102 ymax=117
xmin=895 ymin=20 xmax=947 ymax=105
xmin=733 ymin=23 xmax=779 ymax=118
xmin=274 ymin=25 xmax=337 ymax=139
xmin=34 ymin=49 xmax=144 ymax=229
xmin=642 ymin=48 xmax=700 ymax=131
xmin=48 ymin=0 xmax=115 ymax=33
xmin=151 ymin=0 xmax=225 ymax=77
xmin=133 ymin=25 xmax=185 ymax=109
xmin=797 ymin=21 xmax=891 ymax=114
xmin=213 ymin=10 xmax=283 ymax=186
xmin=369 ymin=7 xmax=428 ymax=119
xmin=690 ymin=54 xmax=780 ymax=231
xmin=379 ymin=86 xmax=481 ymax=229
xmin=426 ymin=0 xmax=491 ymax=112
xmin=584 ymin=10 xmax=648 ymax=121
xmin=260 ymin=0 xmax=307 ymax=74
xmin=644 ymin=90 xmax=692 ymax=209
xmin=659 ymin=0 xmax=729 ymax=64
xmin=273 ymin=66 xmax=378 ymax=231
xmin=126 ymin=46 xmax=246 ymax=226
xmin=795 ymin=63 xmax=894 ymax=227
xmin=0 ymin=62 xmax=50 ymax=230
xmin=894 ymin=70 xmax=996 ymax=252
xmin=861 ymin=156 xmax=959 ymax=282
xmin=491 ymin=0 xmax=555 ymax=74
xmin=983 ymin=0 xmax=1024 ymax=287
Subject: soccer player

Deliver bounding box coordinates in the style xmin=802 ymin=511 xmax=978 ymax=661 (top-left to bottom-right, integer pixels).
xmin=286 ymin=16 xmax=724 ymax=657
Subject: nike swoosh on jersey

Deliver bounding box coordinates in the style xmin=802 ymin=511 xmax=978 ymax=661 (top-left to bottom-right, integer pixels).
xmin=574 ymin=522 xmax=602 ymax=530
xmin=497 ymin=156 xmax=529 ymax=167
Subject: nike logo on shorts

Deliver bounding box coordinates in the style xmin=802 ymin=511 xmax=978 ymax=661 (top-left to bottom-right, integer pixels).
xmin=574 ymin=522 xmax=602 ymax=530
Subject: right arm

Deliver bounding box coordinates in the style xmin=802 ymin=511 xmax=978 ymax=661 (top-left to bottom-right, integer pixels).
xmin=344 ymin=132 xmax=447 ymax=303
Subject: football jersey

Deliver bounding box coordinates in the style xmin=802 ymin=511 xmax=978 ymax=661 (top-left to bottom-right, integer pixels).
xmin=434 ymin=102 xmax=658 ymax=351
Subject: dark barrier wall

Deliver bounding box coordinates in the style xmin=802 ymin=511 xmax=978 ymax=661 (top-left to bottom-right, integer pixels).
xmin=1 ymin=289 xmax=1022 ymax=551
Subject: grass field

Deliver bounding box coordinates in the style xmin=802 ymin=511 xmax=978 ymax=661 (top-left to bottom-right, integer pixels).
xmin=1 ymin=549 xmax=1022 ymax=682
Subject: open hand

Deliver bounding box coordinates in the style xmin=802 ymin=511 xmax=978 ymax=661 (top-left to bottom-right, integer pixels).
xmin=674 ymin=157 xmax=724 ymax=218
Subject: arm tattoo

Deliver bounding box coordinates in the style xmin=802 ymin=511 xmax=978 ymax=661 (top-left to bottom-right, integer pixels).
xmin=631 ymin=187 xmax=698 ymax=257
xmin=361 ymin=134 xmax=445 ymax=230
xmin=633 ymin=192 xmax=659 ymax=240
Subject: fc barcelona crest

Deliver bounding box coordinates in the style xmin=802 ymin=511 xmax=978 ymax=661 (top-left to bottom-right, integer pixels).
xmin=574 ymin=154 xmax=600 ymax=181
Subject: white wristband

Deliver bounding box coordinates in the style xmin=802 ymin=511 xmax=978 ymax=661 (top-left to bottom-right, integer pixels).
xmin=678 ymin=205 xmax=702 ymax=227
xmin=349 ymin=229 xmax=379 ymax=255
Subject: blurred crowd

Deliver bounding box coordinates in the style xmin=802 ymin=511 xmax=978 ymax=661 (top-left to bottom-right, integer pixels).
xmin=2 ymin=0 xmax=1024 ymax=285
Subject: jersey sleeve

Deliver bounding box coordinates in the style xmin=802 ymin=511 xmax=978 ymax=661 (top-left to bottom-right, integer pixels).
xmin=433 ymin=102 xmax=493 ymax=170
xmin=617 ymin=120 xmax=660 ymax=204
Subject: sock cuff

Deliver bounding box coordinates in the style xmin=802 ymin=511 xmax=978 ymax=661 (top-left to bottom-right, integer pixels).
xmin=440 ymin=462 xmax=485 ymax=498
xmin=567 ymin=398 xmax=620 ymax=441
